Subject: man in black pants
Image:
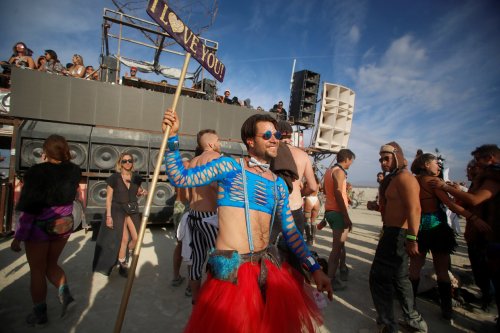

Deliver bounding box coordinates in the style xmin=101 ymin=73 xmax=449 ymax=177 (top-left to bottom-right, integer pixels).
xmin=369 ymin=142 xmax=427 ymax=333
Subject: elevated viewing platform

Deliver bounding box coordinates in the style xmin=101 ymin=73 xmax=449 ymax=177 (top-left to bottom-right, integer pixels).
xmin=9 ymin=67 xmax=262 ymax=142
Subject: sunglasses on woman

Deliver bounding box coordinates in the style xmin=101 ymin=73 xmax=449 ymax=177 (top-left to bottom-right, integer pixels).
xmin=121 ymin=159 xmax=133 ymax=164
xmin=257 ymin=130 xmax=282 ymax=140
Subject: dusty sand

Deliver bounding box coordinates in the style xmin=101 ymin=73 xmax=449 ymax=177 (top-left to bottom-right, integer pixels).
xmin=0 ymin=188 xmax=497 ymax=332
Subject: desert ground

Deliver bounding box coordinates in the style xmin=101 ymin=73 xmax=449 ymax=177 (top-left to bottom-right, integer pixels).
xmin=0 ymin=187 xmax=497 ymax=333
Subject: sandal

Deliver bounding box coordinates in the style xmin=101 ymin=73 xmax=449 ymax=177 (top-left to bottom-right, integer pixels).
xmin=171 ymin=275 xmax=185 ymax=287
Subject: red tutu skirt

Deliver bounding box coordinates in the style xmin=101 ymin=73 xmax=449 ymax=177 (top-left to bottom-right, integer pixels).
xmin=184 ymin=260 xmax=322 ymax=333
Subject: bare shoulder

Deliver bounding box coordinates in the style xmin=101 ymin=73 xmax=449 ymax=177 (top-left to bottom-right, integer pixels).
xmin=393 ymin=170 xmax=418 ymax=188
xmin=197 ymin=151 xmax=221 ymax=165
xmin=189 ymin=156 xmax=200 ymax=167
xmin=289 ymin=145 xmax=305 ymax=155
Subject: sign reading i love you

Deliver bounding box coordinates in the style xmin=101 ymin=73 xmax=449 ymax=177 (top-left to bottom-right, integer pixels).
xmin=147 ymin=0 xmax=226 ymax=82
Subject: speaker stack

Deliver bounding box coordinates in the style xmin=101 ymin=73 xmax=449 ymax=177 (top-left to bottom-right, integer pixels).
xmin=289 ymin=70 xmax=320 ymax=127
xmin=17 ymin=120 xmax=91 ymax=172
xmin=89 ymin=127 xmax=149 ymax=173
xmin=198 ymin=78 xmax=217 ymax=101
xmin=313 ymin=83 xmax=355 ymax=153
xmin=100 ymin=55 xmax=119 ymax=83
xmin=16 ymin=119 xmax=250 ymax=226
xmin=85 ymin=127 xmax=150 ymax=224
xmin=147 ymin=133 xmax=197 ymax=221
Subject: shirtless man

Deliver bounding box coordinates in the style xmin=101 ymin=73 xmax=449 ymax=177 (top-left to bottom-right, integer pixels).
xmin=275 ymin=121 xmax=317 ymax=279
xmin=323 ymin=149 xmax=355 ymax=291
xmin=278 ymin=121 xmax=317 ymax=235
xmin=162 ymin=110 xmax=332 ymax=333
xmin=367 ymin=172 xmax=384 ymax=211
xmin=186 ymin=129 xmax=221 ymax=304
xmin=369 ymin=142 xmax=427 ymax=333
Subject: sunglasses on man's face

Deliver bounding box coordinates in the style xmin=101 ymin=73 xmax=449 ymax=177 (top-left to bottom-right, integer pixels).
xmin=257 ymin=130 xmax=282 ymax=140
xmin=121 ymin=159 xmax=133 ymax=164
xmin=379 ymin=156 xmax=391 ymax=163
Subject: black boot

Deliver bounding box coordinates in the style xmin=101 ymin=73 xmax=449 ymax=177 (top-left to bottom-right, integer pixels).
xmin=410 ymin=278 xmax=420 ymax=309
xmin=26 ymin=303 xmax=48 ymax=327
xmin=437 ymin=281 xmax=453 ymax=320
xmin=59 ymin=286 xmax=75 ymax=318
xmin=304 ymin=223 xmax=313 ymax=246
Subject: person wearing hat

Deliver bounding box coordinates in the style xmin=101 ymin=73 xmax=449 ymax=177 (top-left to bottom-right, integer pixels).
xmin=126 ymin=66 xmax=139 ymax=80
xmin=369 ymin=142 xmax=428 ymax=333
xmin=222 ymin=89 xmax=232 ymax=104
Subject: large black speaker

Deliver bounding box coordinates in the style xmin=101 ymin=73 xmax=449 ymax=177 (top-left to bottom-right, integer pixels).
xmin=289 ymin=70 xmax=320 ymax=127
xmin=87 ymin=179 xmax=108 ymax=209
xmin=202 ymin=78 xmax=216 ymax=101
xmin=89 ymin=127 xmax=149 ymax=173
xmin=17 ymin=120 xmax=91 ymax=172
xmin=146 ymin=181 xmax=176 ymax=223
xmin=100 ymin=55 xmax=119 ymax=83
xmin=149 ymin=149 xmax=195 ymax=174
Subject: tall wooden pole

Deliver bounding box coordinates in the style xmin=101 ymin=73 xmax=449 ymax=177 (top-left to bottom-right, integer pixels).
xmin=113 ymin=52 xmax=192 ymax=333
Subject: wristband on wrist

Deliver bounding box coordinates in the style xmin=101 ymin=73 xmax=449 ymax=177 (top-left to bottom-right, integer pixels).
xmin=167 ymin=135 xmax=180 ymax=151
xmin=406 ymin=234 xmax=417 ymax=241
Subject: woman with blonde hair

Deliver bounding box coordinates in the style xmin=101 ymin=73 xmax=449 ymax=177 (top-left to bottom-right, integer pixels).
xmin=10 ymin=135 xmax=81 ymax=326
xmin=66 ymin=54 xmax=85 ymax=78
xmin=92 ymin=152 xmax=147 ymax=277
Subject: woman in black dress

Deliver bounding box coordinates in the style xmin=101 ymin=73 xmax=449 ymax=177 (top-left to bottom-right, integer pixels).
xmin=92 ymin=152 xmax=147 ymax=277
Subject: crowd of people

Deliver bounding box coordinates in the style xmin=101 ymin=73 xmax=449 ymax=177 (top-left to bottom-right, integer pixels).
xmin=4 ymin=42 xmax=499 ymax=333
xmin=0 ymin=42 xmax=100 ymax=85
xmin=1 ymin=42 xmax=290 ymax=118
xmin=358 ymin=142 xmax=499 ymax=332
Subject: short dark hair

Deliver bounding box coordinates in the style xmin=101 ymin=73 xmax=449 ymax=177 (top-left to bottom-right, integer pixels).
xmin=43 ymin=134 xmax=71 ymax=162
xmin=471 ymin=144 xmax=500 ymax=160
xmin=241 ymin=114 xmax=278 ymax=148
xmin=277 ymin=120 xmax=293 ymax=135
xmin=337 ymin=149 xmax=355 ymax=162
xmin=197 ymin=129 xmax=217 ymax=149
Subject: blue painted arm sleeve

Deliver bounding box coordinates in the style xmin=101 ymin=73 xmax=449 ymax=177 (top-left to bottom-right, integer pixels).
xmin=277 ymin=179 xmax=321 ymax=272
xmin=164 ymin=135 xmax=235 ymax=188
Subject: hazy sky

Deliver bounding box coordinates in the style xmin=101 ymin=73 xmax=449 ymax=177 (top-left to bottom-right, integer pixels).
xmin=1 ymin=0 xmax=499 ymax=185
